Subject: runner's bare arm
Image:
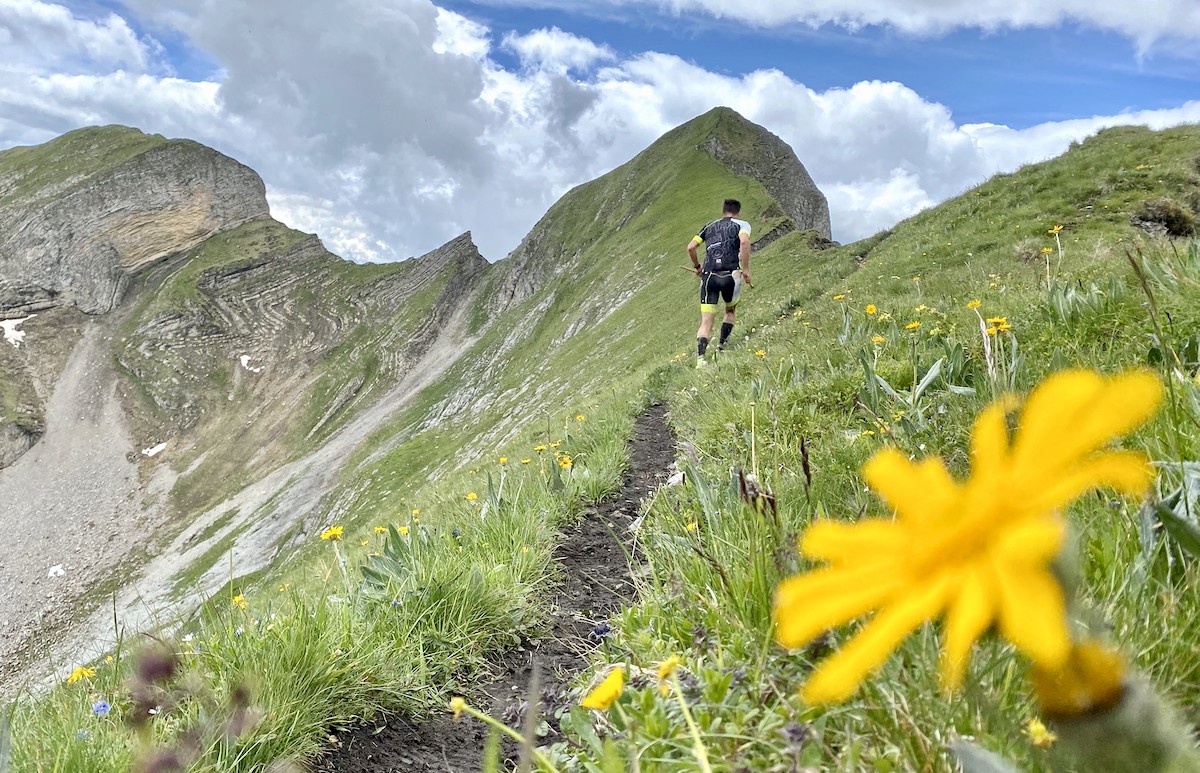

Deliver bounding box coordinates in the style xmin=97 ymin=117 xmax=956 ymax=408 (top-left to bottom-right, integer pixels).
xmin=739 ymin=232 xmax=751 ymax=284
xmin=688 ymin=236 xmax=702 ymax=274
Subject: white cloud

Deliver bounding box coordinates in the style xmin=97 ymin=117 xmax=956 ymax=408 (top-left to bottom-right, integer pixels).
xmin=2 ymin=0 xmax=1199 ymax=262
xmin=502 ymin=26 xmax=615 ymax=73
xmin=0 ymin=0 xmax=151 ymax=73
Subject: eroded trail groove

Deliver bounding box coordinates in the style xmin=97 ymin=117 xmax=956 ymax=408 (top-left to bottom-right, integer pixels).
xmin=320 ymin=404 xmax=676 ymax=772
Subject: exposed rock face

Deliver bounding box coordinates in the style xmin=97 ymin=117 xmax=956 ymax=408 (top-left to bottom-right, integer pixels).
xmin=0 ymin=138 xmax=269 ymax=316
xmin=700 ymin=108 xmax=832 ymax=239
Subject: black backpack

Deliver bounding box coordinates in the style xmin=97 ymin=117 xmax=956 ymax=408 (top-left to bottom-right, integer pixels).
xmin=700 ymin=218 xmax=743 ymax=273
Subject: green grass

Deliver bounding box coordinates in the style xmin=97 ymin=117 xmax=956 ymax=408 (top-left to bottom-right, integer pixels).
xmin=6 ymin=116 xmax=1200 ymax=772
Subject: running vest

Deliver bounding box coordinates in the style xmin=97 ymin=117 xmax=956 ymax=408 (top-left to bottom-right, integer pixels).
xmin=699 ymin=218 xmax=744 ymax=273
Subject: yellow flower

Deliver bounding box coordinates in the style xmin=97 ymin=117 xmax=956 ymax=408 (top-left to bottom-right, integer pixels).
xmin=986 ymin=327 xmax=998 ymax=336
xmin=1049 ymin=224 xmax=1064 ymax=234
xmin=575 ymin=414 xmax=586 ymax=422
xmin=581 ymin=666 xmax=625 ymax=710
xmin=1031 ymin=638 xmax=1126 ymax=717
xmin=521 ymin=458 xmax=532 ymax=465
xmin=534 ymin=444 xmax=548 ymax=453
xmin=915 ymin=304 xmax=928 ymax=312
xmin=232 ymin=594 xmax=248 ymax=610
xmin=657 ymin=655 xmax=682 ymax=696
xmin=360 ymin=539 xmax=370 ymax=546
xmin=685 ymin=521 xmax=699 ymax=532
xmin=966 ymin=299 xmax=982 ymax=310
xmin=550 ymin=440 xmax=562 ymax=449
xmin=1041 ymin=246 xmax=1054 ymax=254
xmin=320 ymin=525 xmax=343 ymax=541
xmin=833 ymin=294 xmax=846 ymax=301
xmin=522 ymin=545 xmax=530 ymax=554
xmin=1025 ymin=718 xmax=1057 ymax=748
xmin=105 ymin=655 xmax=114 ymax=663
xmin=395 ymin=525 xmax=409 ymax=537
xmin=754 ymin=349 xmax=766 ymax=358
xmin=450 ymin=696 xmax=467 ymax=719
xmin=871 ymin=335 xmax=886 ymax=345
xmin=412 ymin=508 xmax=421 ymax=517
xmin=905 ymin=321 xmax=921 ymax=331
xmin=66 ymin=666 xmax=96 ymax=684
xmin=986 ymin=316 xmax=1007 ymax=326
xmin=997 ymin=321 xmax=1013 ymax=333
xmin=773 ymin=369 xmax=1162 ymax=704
xmin=465 ymin=492 xmax=478 ymax=501
xmin=558 ymin=455 xmax=573 ymax=469
xmin=278 ymin=583 xmax=290 ymax=592
xmin=865 ymin=304 xmax=877 ymax=315
xmin=499 ymin=457 xmax=508 ymax=465
xmin=372 ymin=526 xmax=386 ymax=534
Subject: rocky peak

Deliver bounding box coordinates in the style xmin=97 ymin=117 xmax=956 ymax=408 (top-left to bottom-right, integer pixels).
xmin=0 ymin=128 xmax=270 ymax=316
xmin=696 ymin=107 xmax=831 ymax=238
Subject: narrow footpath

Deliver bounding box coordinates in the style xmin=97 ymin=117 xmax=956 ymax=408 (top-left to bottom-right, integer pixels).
xmin=319 ymin=404 xmax=676 ymax=771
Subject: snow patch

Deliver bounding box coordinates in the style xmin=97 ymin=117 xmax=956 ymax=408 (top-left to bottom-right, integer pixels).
xmin=1 ymin=315 xmax=35 ymax=348
xmin=142 ymin=442 xmax=167 ymax=457
xmin=238 ymin=354 xmax=263 ymax=373
xmin=47 ymin=564 xmax=65 ymax=578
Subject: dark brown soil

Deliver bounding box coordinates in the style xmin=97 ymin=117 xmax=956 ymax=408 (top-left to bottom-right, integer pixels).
xmin=317 ymin=404 xmax=676 ymax=772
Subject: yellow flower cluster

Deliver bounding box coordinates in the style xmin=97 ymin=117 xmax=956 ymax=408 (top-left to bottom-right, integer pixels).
xmin=232 ymin=594 xmax=248 ymax=610
xmin=774 ymin=369 xmax=1162 ymax=704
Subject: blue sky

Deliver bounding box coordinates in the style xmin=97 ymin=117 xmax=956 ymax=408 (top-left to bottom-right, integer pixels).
xmin=2 ymin=0 xmax=1199 ymax=261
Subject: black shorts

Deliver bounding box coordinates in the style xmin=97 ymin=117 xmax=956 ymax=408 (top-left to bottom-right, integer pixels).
xmin=700 ymin=271 xmax=742 ymax=313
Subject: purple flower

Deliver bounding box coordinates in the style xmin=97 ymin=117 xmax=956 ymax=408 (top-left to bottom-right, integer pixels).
xmin=92 ymin=700 xmax=111 ymax=716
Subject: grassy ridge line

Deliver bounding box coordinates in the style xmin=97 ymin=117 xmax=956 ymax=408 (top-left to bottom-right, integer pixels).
xmin=543 ymin=129 xmax=1200 ymax=767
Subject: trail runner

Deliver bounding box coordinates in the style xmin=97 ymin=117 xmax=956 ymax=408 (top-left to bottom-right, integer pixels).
xmin=688 ymin=198 xmax=752 ymax=363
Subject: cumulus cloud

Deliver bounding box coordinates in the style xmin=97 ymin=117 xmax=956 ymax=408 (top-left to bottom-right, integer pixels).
xmin=0 ymin=0 xmax=151 ymax=73
xmin=502 ymin=27 xmax=616 ymax=73
xmin=1 ymin=0 xmax=1199 ymax=261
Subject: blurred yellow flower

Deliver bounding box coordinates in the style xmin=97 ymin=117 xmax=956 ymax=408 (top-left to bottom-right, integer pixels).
xmin=871 ymin=335 xmax=886 ymax=345
xmin=1032 ymin=639 xmax=1126 ymax=717
xmin=398 ymin=526 xmax=410 ymax=536
xmin=833 ymin=294 xmax=846 ymax=301
xmin=450 ymin=696 xmax=466 ymax=719
xmin=499 ymin=457 xmax=508 ymax=465
xmin=278 ymin=583 xmax=290 ymax=592
xmin=360 ymin=539 xmax=369 ymax=546
xmin=412 ymin=508 xmax=421 ymax=517
xmin=774 ymin=369 xmax=1162 ymax=704
xmin=1041 ymin=246 xmax=1054 ymax=254
xmin=232 ymin=594 xmax=248 ymax=610
xmin=754 ymin=349 xmax=766 ymax=358
xmin=986 ymin=327 xmax=998 ymax=336
xmin=865 ymin=304 xmax=877 ymax=315
xmin=986 ymin=316 xmax=1007 ymax=326
xmin=522 ymin=545 xmax=530 ymax=554
xmin=1025 ymin=718 xmax=1057 ymax=748
xmin=534 ymin=444 xmax=548 ymax=453
xmin=915 ymin=304 xmax=928 ymax=312
xmin=66 ymin=666 xmax=96 ymax=684
xmin=559 ymin=455 xmax=573 ymax=469
xmin=521 ymin=458 xmax=532 ymax=464
xmin=550 ymin=440 xmax=562 ymax=449
xmin=374 ymin=526 xmax=387 ymax=534
xmin=320 ymin=525 xmax=343 ymax=541
xmin=966 ymin=299 xmax=981 ymax=310
xmin=686 ymin=521 xmax=699 ymax=532
xmin=465 ymin=492 xmax=478 ymax=501
xmin=575 ymin=414 xmax=586 ymax=422
xmin=1049 ymin=224 xmax=1064 ymax=234
xmin=657 ymin=655 xmax=682 ymax=696
xmin=581 ymin=666 xmax=625 ymax=710
xmin=912 ymin=275 xmax=921 ymax=282
xmin=905 ymin=321 xmax=921 ymax=331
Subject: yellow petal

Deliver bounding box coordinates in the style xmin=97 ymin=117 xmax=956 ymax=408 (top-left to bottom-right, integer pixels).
xmin=1028 ymin=451 xmax=1154 ymax=515
xmin=969 ymin=397 xmax=1016 ymax=472
xmin=801 ymin=519 xmax=903 ymax=563
xmin=581 ymin=666 xmax=625 ymax=710
xmin=992 ymin=562 xmax=1070 ymax=670
xmin=864 ymin=450 xmax=959 ymax=522
xmin=992 ymin=514 xmax=1066 ymax=564
xmin=774 ymin=564 xmax=901 ymax=648
xmin=1012 ymin=370 xmax=1161 ymax=480
xmin=940 ymin=568 xmax=995 ymax=689
xmin=801 ymin=575 xmax=952 ymax=704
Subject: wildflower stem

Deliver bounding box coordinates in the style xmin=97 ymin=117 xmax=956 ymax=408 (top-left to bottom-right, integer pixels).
xmin=669 ymin=674 xmax=714 ymax=773
xmin=458 ymin=703 xmax=560 ymax=772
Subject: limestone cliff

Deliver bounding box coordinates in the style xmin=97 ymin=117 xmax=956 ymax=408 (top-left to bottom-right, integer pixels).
xmin=0 ymin=127 xmax=269 ymax=316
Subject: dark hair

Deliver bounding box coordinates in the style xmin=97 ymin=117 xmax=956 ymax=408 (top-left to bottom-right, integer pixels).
xmin=723 ymin=198 xmax=741 ymax=215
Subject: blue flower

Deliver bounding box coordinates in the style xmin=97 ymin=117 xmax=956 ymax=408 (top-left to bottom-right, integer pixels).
xmin=92 ymin=700 xmax=111 ymax=717
xmin=391 ymin=599 xmax=401 ymax=608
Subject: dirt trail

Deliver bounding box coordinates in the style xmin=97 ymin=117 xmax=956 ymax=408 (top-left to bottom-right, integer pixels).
xmin=11 ymin=304 xmax=482 ymax=693
xmin=0 ymin=323 xmax=167 ymax=681
xmin=319 ymin=404 xmax=676 ymax=772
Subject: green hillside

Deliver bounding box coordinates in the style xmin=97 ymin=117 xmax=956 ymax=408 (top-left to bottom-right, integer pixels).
xmin=7 ymin=115 xmax=1200 ymax=772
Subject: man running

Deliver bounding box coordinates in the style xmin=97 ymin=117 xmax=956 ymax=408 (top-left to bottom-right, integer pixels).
xmin=688 ymin=198 xmax=752 ymax=361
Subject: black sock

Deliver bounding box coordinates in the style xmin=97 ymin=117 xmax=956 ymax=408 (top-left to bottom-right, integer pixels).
xmin=697 ymin=337 xmax=710 ymax=356
xmin=719 ymin=322 xmax=734 ymax=347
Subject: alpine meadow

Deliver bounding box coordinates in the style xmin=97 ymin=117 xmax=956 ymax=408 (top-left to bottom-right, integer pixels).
xmin=2 ymin=102 xmax=1200 ymax=773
